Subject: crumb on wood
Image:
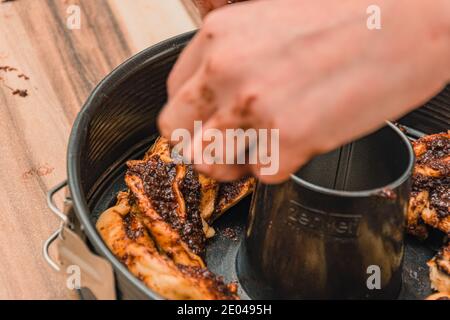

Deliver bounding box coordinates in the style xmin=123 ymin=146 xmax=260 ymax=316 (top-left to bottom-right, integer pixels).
xmin=0 ymin=65 xmax=31 ymax=95
xmin=18 ymin=73 xmax=29 ymax=80
xmin=12 ymin=89 xmax=28 ymax=97
xmin=23 ymin=164 xmax=54 ymax=179
xmin=0 ymin=65 xmax=17 ymax=72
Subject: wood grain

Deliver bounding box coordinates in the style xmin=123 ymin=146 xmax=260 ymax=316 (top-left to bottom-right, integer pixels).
xmin=180 ymin=0 xmax=202 ymax=26
xmin=0 ymin=0 xmax=196 ymax=299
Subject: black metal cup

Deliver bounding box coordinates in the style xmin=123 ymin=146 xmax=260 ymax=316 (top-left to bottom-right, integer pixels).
xmin=237 ymin=123 xmax=414 ymax=299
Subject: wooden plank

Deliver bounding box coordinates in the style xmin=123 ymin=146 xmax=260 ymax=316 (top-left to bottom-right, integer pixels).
xmin=110 ymin=0 xmax=198 ymax=52
xmin=180 ymin=0 xmax=202 ymax=26
xmin=0 ymin=0 xmax=194 ymax=299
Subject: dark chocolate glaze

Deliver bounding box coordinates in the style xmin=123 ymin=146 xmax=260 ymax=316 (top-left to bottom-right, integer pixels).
xmin=177 ymin=265 xmax=238 ymax=299
xmin=216 ymin=177 xmax=248 ymax=213
xmin=128 ymin=156 xmax=205 ymax=255
xmin=179 ymin=165 xmax=206 ymax=255
xmin=413 ymin=175 xmax=449 ymax=218
xmin=413 ymin=134 xmax=449 ymax=219
xmin=416 ymin=134 xmax=450 ymax=175
xmin=123 ymin=213 xmax=145 ymax=240
xmin=430 ymin=184 xmax=450 ymax=219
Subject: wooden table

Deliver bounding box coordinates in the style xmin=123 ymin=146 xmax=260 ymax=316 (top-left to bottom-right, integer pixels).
xmin=0 ymin=0 xmax=199 ymax=299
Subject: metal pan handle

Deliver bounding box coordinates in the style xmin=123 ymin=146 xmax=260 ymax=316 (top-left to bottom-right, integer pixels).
xmin=46 ymin=180 xmax=69 ymax=224
xmin=43 ymin=228 xmax=63 ymax=272
xmin=43 ymin=180 xmax=117 ymax=300
xmin=43 ymin=180 xmax=68 ymax=272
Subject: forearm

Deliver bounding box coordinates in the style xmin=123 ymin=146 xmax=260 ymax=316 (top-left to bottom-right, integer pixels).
xmin=426 ymin=0 xmax=450 ymax=78
xmin=440 ymin=0 xmax=450 ymax=77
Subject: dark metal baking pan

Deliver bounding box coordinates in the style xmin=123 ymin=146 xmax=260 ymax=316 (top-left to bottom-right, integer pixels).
xmin=61 ymin=31 xmax=447 ymax=300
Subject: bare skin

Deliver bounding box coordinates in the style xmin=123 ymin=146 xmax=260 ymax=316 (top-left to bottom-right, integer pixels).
xmin=159 ymin=0 xmax=450 ymax=183
xmin=193 ymin=0 xmax=231 ymax=18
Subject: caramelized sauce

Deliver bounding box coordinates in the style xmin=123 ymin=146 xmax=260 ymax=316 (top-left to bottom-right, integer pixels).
xmin=128 ymin=156 xmax=206 ymax=255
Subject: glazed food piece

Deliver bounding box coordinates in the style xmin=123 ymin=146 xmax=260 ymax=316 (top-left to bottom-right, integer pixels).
xmin=97 ymin=137 xmax=255 ymax=300
xmin=144 ymin=137 xmax=218 ymax=236
xmin=407 ymin=132 xmax=450 ymax=239
xmin=213 ymin=178 xmax=256 ymax=222
xmin=428 ymin=242 xmax=450 ymax=295
xmin=125 ymin=138 xmax=255 ymax=262
xmin=198 ymin=174 xmax=219 ymax=226
xmin=125 ymin=165 xmax=205 ymax=267
xmin=96 ymin=193 xmax=238 ymax=300
xmin=126 ymin=139 xmax=207 ymax=266
xmin=143 ymin=138 xmax=255 ymax=224
xmin=426 ymin=292 xmax=450 ymax=300
xmin=407 ymin=190 xmax=431 ymax=239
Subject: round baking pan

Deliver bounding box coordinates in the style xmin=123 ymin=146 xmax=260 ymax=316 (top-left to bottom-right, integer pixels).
xmin=61 ymin=31 xmax=445 ymax=300
xmin=67 ymin=32 xmax=196 ymax=300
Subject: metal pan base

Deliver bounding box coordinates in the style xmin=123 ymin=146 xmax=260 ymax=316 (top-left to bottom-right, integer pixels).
xmin=89 ymin=135 xmax=441 ymax=300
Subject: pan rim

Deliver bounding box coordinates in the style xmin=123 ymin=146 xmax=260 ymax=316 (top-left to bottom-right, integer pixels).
xmin=290 ymin=121 xmax=415 ymax=197
xmin=67 ymin=31 xmax=196 ymax=300
xmin=67 ymin=30 xmax=415 ymax=299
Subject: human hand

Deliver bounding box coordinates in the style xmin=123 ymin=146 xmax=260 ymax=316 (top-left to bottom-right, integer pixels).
xmin=192 ymin=0 xmax=238 ymax=18
xmin=159 ymin=0 xmax=450 ymax=183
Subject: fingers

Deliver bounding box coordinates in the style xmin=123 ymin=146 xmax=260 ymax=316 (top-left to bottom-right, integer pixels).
xmin=167 ymin=32 xmax=206 ymax=98
xmin=161 ymin=86 xmax=313 ymax=183
xmin=249 ymin=152 xmax=305 ymax=185
xmin=169 ymin=0 xmax=239 ymax=98
xmin=196 ymin=162 xmax=248 ymax=182
xmin=189 ymin=113 xmax=251 ymax=181
xmin=159 ymin=69 xmax=218 ymax=142
xmin=161 ymin=82 xmax=312 ymax=183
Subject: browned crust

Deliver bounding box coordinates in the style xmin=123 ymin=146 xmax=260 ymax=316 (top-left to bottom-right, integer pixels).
xmin=143 ymin=137 xmax=255 ymax=224
xmin=426 ymin=292 xmax=450 ymax=300
xmin=213 ymin=177 xmax=256 ymax=222
xmin=198 ymin=174 xmax=219 ymax=223
xmin=125 ymin=172 xmax=205 ymax=267
xmin=407 ymin=191 xmax=430 ymax=239
xmin=407 ymin=131 xmax=450 ymax=238
xmin=96 ymin=137 xmax=256 ymax=300
xmin=96 ymin=195 xmax=238 ymax=300
xmin=428 ymin=242 xmax=450 ymax=294
xmin=413 ymin=131 xmax=450 ymax=178
xmin=144 ymin=137 xmax=172 ymax=162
